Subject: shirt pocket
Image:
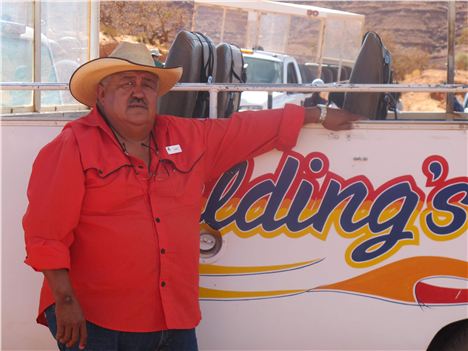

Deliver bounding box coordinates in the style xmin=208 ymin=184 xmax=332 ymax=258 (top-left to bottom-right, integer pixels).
xmin=82 ymin=161 xmax=144 ymax=215
xmin=151 ymin=153 xmax=204 ymax=205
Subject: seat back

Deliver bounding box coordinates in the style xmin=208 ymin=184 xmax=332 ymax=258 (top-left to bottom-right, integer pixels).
xmin=341 ymin=66 xmax=352 ymax=81
xmin=321 ymin=66 xmax=333 ymax=83
xmin=328 ymin=65 xmax=339 ymax=82
xmin=299 ymin=64 xmax=316 ymax=83
xmin=343 ymin=32 xmax=393 ymax=120
xmin=215 ymin=43 xmax=244 ymax=117
xmin=158 ymin=31 xmax=216 ymax=118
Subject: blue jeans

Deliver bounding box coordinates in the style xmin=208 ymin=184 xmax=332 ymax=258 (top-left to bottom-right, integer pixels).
xmin=45 ymin=305 xmax=198 ymax=351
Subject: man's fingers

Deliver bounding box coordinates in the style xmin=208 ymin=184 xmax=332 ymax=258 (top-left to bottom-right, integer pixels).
xmin=60 ymin=324 xmax=72 ymax=345
xmin=347 ymin=112 xmax=363 ymax=121
xmin=342 ymin=122 xmax=353 ymax=130
xmin=331 ymin=120 xmax=354 ymax=131
xmin=53 ymin=296 xmax=86 ymax=347
xmin=56 ymin=322 xmax=65 ymax=342
xmin=336 ymin=109 xmax=363 ymax=121
xmin=79 ymin=323 xmax=88 ymax=350
xmin=66 ymin=324 xmax=80 ymax=348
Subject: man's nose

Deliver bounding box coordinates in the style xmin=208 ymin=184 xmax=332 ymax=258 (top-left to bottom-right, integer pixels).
xmin=131 ymin=82 xmax=144 ymax=97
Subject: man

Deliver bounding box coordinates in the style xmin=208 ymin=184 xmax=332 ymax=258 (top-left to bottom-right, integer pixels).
xmin=151 ymin=48 xmax=164 ymax=68
xmin=23 ymin=42 xmax=360 ymax=351
xmin=304 ymin=78 xmax=328 ymax=107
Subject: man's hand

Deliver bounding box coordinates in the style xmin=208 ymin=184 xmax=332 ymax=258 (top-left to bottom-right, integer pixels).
xmin=55 ymin=295 xmax=87 ymax=349
xmin=304 ymin=106 xmax=362 ymax=131
xmin=322 ymin=108 xmax=362 ymax=131
xmin=43 ymin=269 xmax=87 ymax=349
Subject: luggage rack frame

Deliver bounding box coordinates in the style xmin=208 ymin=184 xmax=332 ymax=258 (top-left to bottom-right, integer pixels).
xmin=1 ymin=82 xmax=467 ymax=120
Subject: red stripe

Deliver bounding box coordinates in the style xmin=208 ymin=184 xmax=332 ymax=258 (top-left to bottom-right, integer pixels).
xmin=415 ymin=282 xmax=468 ymax=304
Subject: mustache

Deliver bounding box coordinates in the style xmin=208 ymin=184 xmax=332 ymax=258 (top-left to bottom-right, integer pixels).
xmin=128 ymin=97 xmax=148 ymax=108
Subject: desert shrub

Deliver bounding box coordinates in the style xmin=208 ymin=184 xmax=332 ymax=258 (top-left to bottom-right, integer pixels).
xmin=378 ymin=31 xmax=430 ymax=81
xmin=100 ymin=1 xmax=192 ymax=49
xmin=392 ymin=47 xmax=430 ymax=81
xmin=455 ymin=53 xmax=468 ymax=70
xmin=456 ymin=28 xmax=468 ymax=46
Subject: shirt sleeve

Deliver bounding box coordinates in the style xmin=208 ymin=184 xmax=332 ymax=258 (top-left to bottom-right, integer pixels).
xmin=23 ymin=127 xmax=85 ymax=271
xmin=202 ymin=104 xmax=304 ymax=181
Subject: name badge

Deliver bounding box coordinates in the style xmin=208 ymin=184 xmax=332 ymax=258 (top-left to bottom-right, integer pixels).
xmin=166 ymin=144 xmax=182 ymax=155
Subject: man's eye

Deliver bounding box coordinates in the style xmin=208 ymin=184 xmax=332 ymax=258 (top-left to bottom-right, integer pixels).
xmin=143 ymin=82 xmax=157 ymax=90
xmin=121 ymin=81 xmax=135 ymax=89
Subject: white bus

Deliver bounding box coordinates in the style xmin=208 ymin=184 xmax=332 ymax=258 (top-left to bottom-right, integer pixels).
xmin=1 ymin=1 xmax=467 ymax=350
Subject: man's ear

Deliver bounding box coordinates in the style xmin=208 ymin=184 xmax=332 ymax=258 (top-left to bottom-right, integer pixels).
xmin=96 ymin=84 xmax=104 ymax=104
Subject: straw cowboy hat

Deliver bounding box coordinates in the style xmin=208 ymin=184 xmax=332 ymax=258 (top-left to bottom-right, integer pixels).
xmin=69 ymin=41 xmax=182 ymax=107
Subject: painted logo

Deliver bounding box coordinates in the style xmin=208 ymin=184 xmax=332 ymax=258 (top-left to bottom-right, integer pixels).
xmin=199 ymin=153 xmax=468 ymax=304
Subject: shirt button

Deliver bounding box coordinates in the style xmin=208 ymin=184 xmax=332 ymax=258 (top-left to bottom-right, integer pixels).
xmin=160 ymin=248 xmax=166 ymax=254
xmin=155 ymin=217 xmax=161 ymax=223
xmin=161 ymin=281 xmax=166 ymax=287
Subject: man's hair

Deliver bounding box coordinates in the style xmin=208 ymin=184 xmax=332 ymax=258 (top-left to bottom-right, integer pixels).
xmin=99 ymin=75 xmax=112 ymax=87
xmin=427 ymin=319 xmax=468 ymax=351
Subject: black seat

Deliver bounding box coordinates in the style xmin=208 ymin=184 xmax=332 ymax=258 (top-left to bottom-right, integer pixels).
xmin=341 ymin=66 xmax=352 ymax=81
xmin=321 ymin=66 xmax=333 ymax=83
xmin=328 ymin=65 xmax=339 ymax=82
xmin=158 ymin=31 xmax=216 ymax=118
xmin=342 ymin=32 xmax=392 ymax=120
xmin=215 ymin=43 xmax=244 ymax=117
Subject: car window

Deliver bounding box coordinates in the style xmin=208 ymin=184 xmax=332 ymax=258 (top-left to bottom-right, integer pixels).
xmin=244 ymin=56 xmax=282 ymax=84
xmin=287 ymin=62 xmax=298 ymax=84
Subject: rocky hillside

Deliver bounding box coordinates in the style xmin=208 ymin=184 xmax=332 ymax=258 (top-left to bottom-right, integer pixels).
xmin=100 ymin=0 xmax=467 ymax=83
xmin=303 ymin=1 xmax=467 ymax=66
xmin=101 ymin=1 xmax=467 ymax=66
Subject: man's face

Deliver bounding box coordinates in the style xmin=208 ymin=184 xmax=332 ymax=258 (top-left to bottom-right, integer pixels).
xmin=97 ymin=70 xmax=159 ymax=130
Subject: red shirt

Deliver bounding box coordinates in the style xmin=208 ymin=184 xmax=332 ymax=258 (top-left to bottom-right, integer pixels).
xmin=23 ymin=105 xmax=304 ymax=332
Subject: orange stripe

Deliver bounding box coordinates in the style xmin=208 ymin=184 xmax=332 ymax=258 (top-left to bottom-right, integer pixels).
xmin=317 ymin=256 xmax=468 ymax=303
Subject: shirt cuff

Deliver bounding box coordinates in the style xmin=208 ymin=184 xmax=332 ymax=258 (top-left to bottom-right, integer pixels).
xmin=25 ymin=239 xmax=71 ymax=271
xmin=276 ymin=104 xmax=304 ymax=151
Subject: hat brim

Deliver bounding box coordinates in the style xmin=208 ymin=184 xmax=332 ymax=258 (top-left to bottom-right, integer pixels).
xmin=69 ymin=57 xmax=182 ymax=107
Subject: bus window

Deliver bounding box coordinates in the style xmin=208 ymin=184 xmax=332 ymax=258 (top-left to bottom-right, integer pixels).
xmin=0 ymin=1 xmax=93 ymax=113
xmin=41 ymin=1 xmax=89 ymax=105
xmin=0 ymin=22 xmax=61 ymax=108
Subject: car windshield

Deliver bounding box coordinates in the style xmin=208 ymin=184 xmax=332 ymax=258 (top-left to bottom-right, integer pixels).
xmin=244 ymin=56 xmax=282 ymax=84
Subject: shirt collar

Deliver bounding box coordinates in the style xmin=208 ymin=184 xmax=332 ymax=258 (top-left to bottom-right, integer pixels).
xmin=77 ymin=108 xmax=202 ymax=172
xmin=80 ymin=106 xmax=163 ymax=146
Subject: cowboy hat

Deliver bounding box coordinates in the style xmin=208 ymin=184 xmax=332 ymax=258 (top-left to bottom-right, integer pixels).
xmin=69 ymin=41 xmax=182 ymax=107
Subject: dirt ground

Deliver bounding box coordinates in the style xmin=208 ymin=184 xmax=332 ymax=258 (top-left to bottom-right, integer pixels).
xmin=401 ymin=69 xmax=468 ymax=111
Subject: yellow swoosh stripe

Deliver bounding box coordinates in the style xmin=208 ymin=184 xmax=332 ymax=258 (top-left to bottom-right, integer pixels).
xmin=199 ymin=258 xmax=322 ymax=275
xmin=199 ymin=287 xmax=308 ymax=299
xmin=317 ymin=256 xmax=468 ymax=303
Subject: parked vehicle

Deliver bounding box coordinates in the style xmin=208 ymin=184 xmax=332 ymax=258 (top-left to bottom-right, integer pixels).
xmin=239 ymin=49 xmax=306 ymax=111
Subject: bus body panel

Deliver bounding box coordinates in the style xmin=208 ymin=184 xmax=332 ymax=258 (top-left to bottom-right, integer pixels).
xmin=2 ymin=121 xmax=467 ymax=350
